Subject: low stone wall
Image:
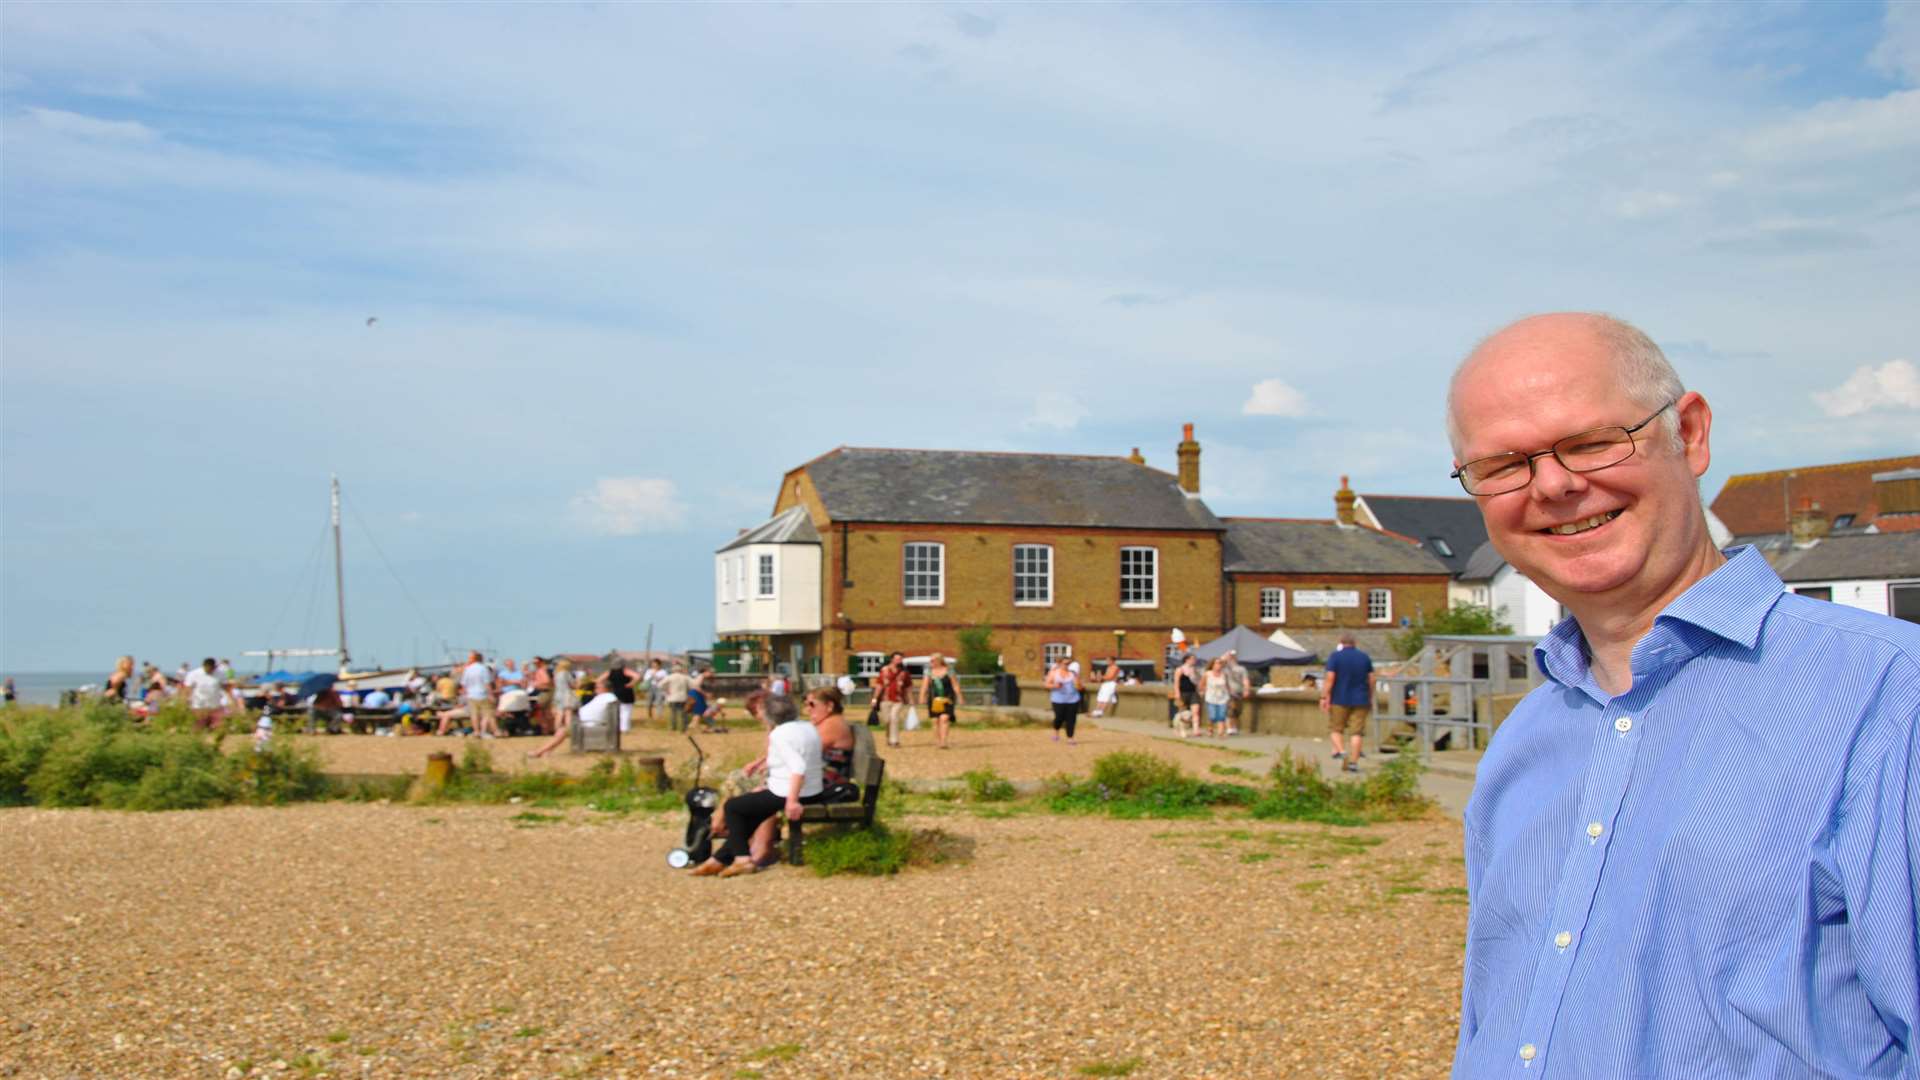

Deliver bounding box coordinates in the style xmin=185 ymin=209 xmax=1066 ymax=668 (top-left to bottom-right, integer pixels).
xmin=1018 ymin=680 xmax=1329 ymax=738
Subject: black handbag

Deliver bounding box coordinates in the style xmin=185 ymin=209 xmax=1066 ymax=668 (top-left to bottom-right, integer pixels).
xmin=866 ymin=703 xmax=881 ymax=728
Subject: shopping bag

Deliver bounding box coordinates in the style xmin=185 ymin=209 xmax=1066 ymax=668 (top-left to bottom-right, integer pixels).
xmin=904 ymin=706 xmax=921 ymax=731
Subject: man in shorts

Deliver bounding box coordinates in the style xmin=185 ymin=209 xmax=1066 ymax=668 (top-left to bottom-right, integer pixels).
xmin=460 ymin=651 xmax=498 ymax=738
xmin=184 ymin=657 xmax=226 ymax=731
xmin=1320 ymin=633 xmax=1373 ymax=771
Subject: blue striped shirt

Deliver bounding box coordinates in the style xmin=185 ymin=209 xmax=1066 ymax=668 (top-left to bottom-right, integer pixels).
xmin=1456 ymin=545 xmax=1920 ymax=1078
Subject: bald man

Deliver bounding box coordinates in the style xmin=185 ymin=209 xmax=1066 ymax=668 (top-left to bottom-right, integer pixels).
xmin=1447 ymin=313 xmax=1920 ymax=1078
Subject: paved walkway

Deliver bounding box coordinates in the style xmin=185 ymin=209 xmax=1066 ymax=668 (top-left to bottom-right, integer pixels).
xmin=1084 ymin=711 xmax=1480 ymax=818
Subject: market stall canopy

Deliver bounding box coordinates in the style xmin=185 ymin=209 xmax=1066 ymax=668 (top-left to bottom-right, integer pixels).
xmin=1193 ymin=626 xmax=1317 ymax=667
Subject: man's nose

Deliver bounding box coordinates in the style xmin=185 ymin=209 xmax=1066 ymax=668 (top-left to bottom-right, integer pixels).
xmin=1528 ymin=451 xmax=1589 ymax=501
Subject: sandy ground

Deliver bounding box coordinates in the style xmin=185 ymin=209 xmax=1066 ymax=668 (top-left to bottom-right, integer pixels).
xmin=0 ymin=798 xmax=1467 ymax=1079
xmin=289 ymin=723 xmax=1261 ymax=785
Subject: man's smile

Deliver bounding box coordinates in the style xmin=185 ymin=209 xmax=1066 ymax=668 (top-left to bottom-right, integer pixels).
xmin=1538 ymin=508 xmax=1623 ymax=537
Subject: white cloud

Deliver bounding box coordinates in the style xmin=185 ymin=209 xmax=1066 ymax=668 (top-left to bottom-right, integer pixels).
xmin=26 ymin=106 xmax=155 ymax=142
xmin=1242 ymin=377 xmax=1309 ymax=417
xmin=1614 ymin=190 xmax=1683 ymax=219
xmin=1812 ymin=359 xmax=1920 ymax=418
xmin=1024 ymin=392 xmax=1087 ymax=431
xmin=568 ymin=477 xmax=687 ymax=535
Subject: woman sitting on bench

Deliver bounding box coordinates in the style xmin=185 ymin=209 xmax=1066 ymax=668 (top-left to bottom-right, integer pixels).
xmin=692 ymin=694 xmax=823 ymax=878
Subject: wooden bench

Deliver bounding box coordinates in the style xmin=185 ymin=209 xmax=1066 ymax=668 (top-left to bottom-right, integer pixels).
xmin=785 ymin=722 xmax=886 ymax=867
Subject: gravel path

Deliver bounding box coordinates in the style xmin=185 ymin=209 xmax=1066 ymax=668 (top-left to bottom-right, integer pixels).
xmin=291 ymin=725 xmax=1259 ymax=784
xmin=1 ymin=800 xmax=1465 ymax=1079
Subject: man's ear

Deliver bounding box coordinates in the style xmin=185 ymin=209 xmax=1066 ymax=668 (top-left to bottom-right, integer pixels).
xmin=1676 ymin=391 xmax=1712 ymax=478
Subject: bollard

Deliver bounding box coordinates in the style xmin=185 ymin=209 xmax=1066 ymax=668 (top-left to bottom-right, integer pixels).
xmin=634 ymin=756 xmax=669 ymax=793
xmin=421 ymin=751 xmax=454 ymax=794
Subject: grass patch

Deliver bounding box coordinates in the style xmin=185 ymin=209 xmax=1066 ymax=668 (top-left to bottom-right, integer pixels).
xmin=509 ymin=810 xmax=565 ymax=826
xmin=1047 ymin=752 xmax=1257 ymax=819
xmin=1077 ymin=1058 xmax=1143 ymax=1077
xmin=959 ymin=766 xmax=1016 ymax=802
xmin=514 ymin=1026 xmax=545 ymax=1038
xmin=1238 ymin=851 xmax=1274 ymax=864
xmin=1296 ymin=880 xmax=1327 ymax=893
xmin=0 ymin=702 xmax=327 ymax=810
xmin=1248 ymin=749 xmax=1434 ymax=826
xmin=426 ymin=754 xmax=678 ymax=813
xmin=325 ymin=1030 xmax=350 ymax=1044
xmin=804 ymin=824 xmax=969 ymax=877
xmin=744 ymin=1042 xmax=803 ymax=1062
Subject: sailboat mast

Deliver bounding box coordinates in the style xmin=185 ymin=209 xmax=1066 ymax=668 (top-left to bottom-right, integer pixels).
xmin=332 ymin=474 xmax=350 ymax=666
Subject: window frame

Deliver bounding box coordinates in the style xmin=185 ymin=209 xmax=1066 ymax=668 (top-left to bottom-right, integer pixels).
xmin=1043 ymin=642 xmax=1073 ymax=667
xmin=1367 ymin=587 xmax=1392 ymax=624
xmin=1013 ymin=543 xmax=1054 ymax=607
xmin=1891 ymin=582 xmax=1920 ymax=625
xmin=1119 ymin=546 xmax=1159 ymax=609
xmin=756 ymin=552 xmax=776 ymax=599
xmin=902 ymin=541 xmax=945 ymax=606
xmin=852 ymin=652 xmax=885 ymax=677
xmin=1259 ymin=586 xmax=1287 ymax=623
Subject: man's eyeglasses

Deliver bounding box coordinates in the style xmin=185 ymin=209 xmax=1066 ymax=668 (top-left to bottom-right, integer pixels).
xmin=1450 ymin=400 xmax=1676 ymax=497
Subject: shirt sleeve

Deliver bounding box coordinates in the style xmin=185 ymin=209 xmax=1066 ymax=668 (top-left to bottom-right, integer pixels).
xmin=1829 ymin=676 xmax=1920 ymax=1055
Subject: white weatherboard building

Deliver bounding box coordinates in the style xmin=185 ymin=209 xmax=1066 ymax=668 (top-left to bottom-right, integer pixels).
xmin=714 ymin=507 xmax=822 ymax=640
xmin=1770 ymin=531 xmax=1920 ymax=624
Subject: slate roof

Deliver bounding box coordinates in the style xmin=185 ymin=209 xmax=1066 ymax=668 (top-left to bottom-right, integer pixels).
xmin=1461 ymin=539 xmax=1508 ymax=581
xmin=717 ymin=506 xmax=820 ymax=553
xmin=1222 ymin=518 xmax=1451 ymax=576
xmin=1710 ymin=454 xmax=1920 ymax=535
xmin=797 ymin=448 xmax=1224 ymax=531
xmin=1354 ymin=495 xmax=1489 ymax=576
xmin=1767 ymin=531 xmax=1920 ymax=583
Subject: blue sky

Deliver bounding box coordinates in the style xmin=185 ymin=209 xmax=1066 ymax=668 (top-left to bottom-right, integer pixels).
xmin=3 ymin=2 xmax=1917 ymax=672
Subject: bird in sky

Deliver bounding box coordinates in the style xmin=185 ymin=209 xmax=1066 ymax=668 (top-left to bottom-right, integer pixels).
xmin=365 ymin=316 xmax=378 ymax=327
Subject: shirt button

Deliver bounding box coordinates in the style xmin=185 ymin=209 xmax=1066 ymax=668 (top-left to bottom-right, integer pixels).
xmin=1554 ymin=931 xmax=1572 ymax=949
xmin=1586 ymin=822 xmax=1604 ymax=839
xmin=1519 ymin=1043 xmax=1537 ymax=1062
xmin=1614 ymin=716 xmax=1633 ymax=733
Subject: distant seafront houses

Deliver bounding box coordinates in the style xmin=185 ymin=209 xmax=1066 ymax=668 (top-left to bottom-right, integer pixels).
xmin=713 ymin=427 xmax=1454 ymax=677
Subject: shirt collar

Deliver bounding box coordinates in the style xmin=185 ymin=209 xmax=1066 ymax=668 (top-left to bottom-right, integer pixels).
xmin=1532 ymin=545 xmax=1784 ymax=688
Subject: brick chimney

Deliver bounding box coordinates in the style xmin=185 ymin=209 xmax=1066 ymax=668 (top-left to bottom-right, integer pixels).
xmin=1790 ymin=497 xmax=1830 ymax=546
xmin=1334 ymin=475 xmax=1357 ymax=527
xmin=1176 ymin=423 xmax=1201 ymax=496
xmin=1127 ymin=447 xmax=1146 ymax=466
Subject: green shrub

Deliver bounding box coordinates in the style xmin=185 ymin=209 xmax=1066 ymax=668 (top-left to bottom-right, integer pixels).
xmin=1247 ymin=749 xmax=1432 ymax=825
xmin=1089 ymin=751 xmax=1184 ymax=796
xmin=0 ymin=703 xmax=328 ymax=810
xmin=1050 ymin=753 xmax=1256 ymax=819
xmin=804 ymin=822 xmax=913 ymax=876
xmin=458 ymin=742 xmax=495 ymax=775
xmin=803 ymin=823 xmax=964 ymax=877
xmin=960 ymin=766 xmax=1016 ymax=803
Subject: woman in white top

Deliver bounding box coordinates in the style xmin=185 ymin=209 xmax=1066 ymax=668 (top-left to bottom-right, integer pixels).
xmin=692 ymin=694 xmax=823 ymax=878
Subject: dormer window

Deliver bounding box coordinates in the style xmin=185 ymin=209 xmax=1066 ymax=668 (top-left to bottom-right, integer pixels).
xmin=1833 ymin=514 xmax=1856 ymax=529
xmin=1430 ymin=538 xmax=1454 ymax=557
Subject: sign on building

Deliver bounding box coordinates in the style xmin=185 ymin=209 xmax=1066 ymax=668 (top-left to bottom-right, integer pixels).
xmin=1293 ymin=589 xmax=1361 ymax=608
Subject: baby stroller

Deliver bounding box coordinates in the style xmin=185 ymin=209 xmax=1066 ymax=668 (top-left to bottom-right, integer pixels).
xmin=666 ymin=734 xmax=721 ymax=868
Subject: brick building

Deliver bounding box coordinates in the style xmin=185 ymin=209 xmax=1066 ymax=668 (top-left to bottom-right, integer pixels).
xmin=718 ymin=430 xmax=1465 ymax=675
xmin=1711 ymin=454 xmax=1920 ymax=538
xmin=718 ymin=434 xmax=1224 ymax=677
xmin=1221 ymin=494 xmax=1452 ymax=660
